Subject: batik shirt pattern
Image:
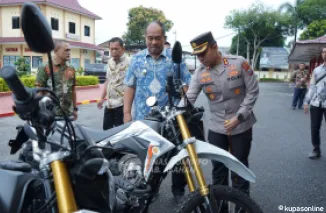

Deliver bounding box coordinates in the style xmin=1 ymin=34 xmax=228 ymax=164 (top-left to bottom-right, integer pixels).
xmin=35 ymin=62 xmax=76 ymax=116
xmin=124 ymin=48 xmax=192 ymax=120
xmin=106 ymin=55 xmax=130 ymax=108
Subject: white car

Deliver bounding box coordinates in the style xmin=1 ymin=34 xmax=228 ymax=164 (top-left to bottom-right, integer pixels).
xmin=183 ymin=55 xmax=198 ymax=73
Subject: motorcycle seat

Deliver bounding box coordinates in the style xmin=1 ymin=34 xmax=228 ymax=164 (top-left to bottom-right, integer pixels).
xmin=0 ymin=160 xmax=31 ymax=172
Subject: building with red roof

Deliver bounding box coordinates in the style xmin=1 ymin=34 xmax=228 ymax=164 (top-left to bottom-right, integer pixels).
xmin=0 ymin=0 xmax=102 ymax=71
xmin=288 ymin=36 xmax=326 ymax=75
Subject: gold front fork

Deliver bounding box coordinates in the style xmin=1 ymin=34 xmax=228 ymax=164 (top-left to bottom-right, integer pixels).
xmin=181 ymin=159 xmax=196 ymax=192
xmin=51 ymin=160 xmax=78 ymax=213
xmin=176 ymin=114 xmax=209 ymax=196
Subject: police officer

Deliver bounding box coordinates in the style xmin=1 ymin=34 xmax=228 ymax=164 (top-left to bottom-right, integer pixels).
xmin=184 ymin=32 xmax=259 ymax=195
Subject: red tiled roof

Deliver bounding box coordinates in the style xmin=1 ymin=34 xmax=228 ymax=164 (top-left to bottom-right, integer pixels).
xmin=0 ymin=0 xmax=101 ymax=20
xmin=296 ymin=36 xmax=326 ymax=44
xmin=0 ymin=37 xmax=104 ymax=51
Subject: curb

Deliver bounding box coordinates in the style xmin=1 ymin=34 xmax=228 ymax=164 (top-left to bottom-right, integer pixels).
xmin=0 ymin=98 xmax=104 ymax=119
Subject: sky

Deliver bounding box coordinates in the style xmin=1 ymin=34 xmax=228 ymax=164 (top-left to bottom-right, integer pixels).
xmin=78 ymin=0 xmax=297 ymax=52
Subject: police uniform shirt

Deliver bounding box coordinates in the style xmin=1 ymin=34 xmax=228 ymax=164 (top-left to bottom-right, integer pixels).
xmin=186 ymin=55 xmax=259 ymax=135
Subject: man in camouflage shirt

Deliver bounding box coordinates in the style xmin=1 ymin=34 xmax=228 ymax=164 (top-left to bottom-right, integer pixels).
xmin=98 ymin=37 xmax=130 ymax=130
xmin=35 ymin=41 xmax=78 ymax=120
xmin=291 ymin=63 xmax=309 ymax=109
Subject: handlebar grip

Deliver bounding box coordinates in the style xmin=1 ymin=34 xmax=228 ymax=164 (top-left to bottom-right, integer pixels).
xmin=0 ymin=66 xmax=32 ymax=103
xmin=167 ymin=72 xmax=174 ymax=89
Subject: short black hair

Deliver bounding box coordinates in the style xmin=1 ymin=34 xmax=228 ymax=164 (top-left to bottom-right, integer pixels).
xmin=109 ymin=37 xmax=124 ymax=47
xmin=145 ymin=21 xmax=166 ymax=36
xmin=165 ymin=41 xmax=170 ymax=45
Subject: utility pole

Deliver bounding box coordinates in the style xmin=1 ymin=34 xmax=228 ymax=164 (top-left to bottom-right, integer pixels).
xmin=173 ymin=30 xmax=177 ymax=44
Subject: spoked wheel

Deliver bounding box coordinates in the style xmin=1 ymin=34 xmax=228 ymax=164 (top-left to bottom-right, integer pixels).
xmin=173 ymin=185 xmax=263 ymax=213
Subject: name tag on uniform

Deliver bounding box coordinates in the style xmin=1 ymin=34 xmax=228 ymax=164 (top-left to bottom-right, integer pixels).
xmin=227 ymin=65 xmax=241 ymax=81
xmin=199 ymin=71 xmax=213 ymax=84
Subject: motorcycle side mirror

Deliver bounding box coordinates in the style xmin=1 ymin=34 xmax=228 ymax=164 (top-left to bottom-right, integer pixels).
xmin=146 ymin=96 xmax=157 ymax=107
xmin=21 ymin=2 xmax=56 ymax=93
xmin=21 ymin=2 xmax=54 ymax=53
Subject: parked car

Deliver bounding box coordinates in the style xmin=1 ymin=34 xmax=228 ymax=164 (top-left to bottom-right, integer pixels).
xmin=183 ymin=55 xmax=198 ymax=74
xmin=84 ymin=63 xmax=107 ymax=83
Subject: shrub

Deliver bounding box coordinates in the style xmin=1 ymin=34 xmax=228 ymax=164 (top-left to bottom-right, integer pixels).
xmin=15 ymin=57 xmax=31 ymax=77
xmin=21 ymin=76 xmax=36 ymax=88
xmin=76 ymin=76 xmax=99 ymax=86
xmin=0 ymin=75 xmax=99 ymax=92
xmin=259 ymin=78 xmax=285 ymax=82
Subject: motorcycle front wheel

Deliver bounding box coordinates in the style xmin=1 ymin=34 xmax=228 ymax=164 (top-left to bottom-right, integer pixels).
xmin=173 ymin=185 xmax=263 ymax=213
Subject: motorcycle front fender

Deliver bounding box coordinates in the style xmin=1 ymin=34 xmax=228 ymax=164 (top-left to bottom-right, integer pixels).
xmin=163 ymin=140 xmax=256 ymax=183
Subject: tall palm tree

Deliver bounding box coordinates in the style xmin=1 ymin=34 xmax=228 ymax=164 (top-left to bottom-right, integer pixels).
xmin=279 ymin=0 xmax=304 ymax=42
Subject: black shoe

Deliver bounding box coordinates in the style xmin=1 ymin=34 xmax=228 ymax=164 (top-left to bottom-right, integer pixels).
xmin=172 ymin=191 xmax=185 ymax=204
xmin=292 ymin=106 xmax=296 ymax=110
xmin=309 ymin=149 xmax=321 ymax=159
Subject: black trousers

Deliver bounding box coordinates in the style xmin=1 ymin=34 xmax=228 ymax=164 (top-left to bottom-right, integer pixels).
xmin=310 ymin=105 xmax=326 ymax=150
xmin=208 ymin=128 xmax=252 ymax=195
xmin=103 ymin=106 xmax=124 ymax=130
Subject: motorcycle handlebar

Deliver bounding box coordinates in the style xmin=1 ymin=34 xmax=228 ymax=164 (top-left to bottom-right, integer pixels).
xmin=0 ymin=66 xmax=32 ymax=104
xmin=166 ymin=72 xmax=174 ymax=107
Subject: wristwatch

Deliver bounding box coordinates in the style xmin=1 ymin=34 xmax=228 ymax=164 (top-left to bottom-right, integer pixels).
xmin=237 ymin=113 xmax=244 ymax=122
xmin=74 ymin=107 xmax=78 ymax=112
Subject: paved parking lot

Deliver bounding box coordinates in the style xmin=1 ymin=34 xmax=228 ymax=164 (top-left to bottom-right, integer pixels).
xmin=0 ymin=82 xmax=325 ymax=212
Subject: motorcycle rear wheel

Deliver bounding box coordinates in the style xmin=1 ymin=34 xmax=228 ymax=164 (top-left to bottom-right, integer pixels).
xmin=173 ymin=185 xmax=263 ymax=213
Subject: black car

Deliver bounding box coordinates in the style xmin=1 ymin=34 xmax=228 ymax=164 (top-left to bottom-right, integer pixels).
xmin=84 ymin=63 xmax=107 ymax=83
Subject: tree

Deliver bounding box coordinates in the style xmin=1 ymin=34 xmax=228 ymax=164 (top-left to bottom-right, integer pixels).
xmin=299 ymin=20 xmax=326 ymax=40
xmin=123 ymin=6 xmax=173 ymax=45
xmin=230 ymin=30 xmax=285 ymax=69
xmin=225 ymin=2 xmax=291 ymax=70
xmin=298 ymin=0 xmax=326 ymax=26
xmin=278 ymin=0 xmax=305 ymax=42
xmin=14 ymin=57 xmax=30 ymax=77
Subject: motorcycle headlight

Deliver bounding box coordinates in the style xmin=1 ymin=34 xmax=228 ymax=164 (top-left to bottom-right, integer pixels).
xmin=118 ymin=154 xmax=142 ymax=180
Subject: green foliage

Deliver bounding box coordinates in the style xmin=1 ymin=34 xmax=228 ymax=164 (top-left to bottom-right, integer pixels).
xmin=224 ymin=2 xmax=291 ymax=70
xmin=259 ymin=78 xmax=285 ymax=82
xmin=20 ymin=76 xmax=36 ymax=88
xmin=123 ymin=6 xmax=173 ymax=45
xmin=299 ymin=20 xmax=326 ymax=40
xmin=14 ymin=57 xmax=31 ymax=77
xmin=76 ymin=67 xmax=84 ymax=76
xmin=0 ymin=76 xmax=99 ymax=92
xmin=278 ymin=0 xmax=305 ymax=38
xmin=230 ymin=30 xmax=285 ymax=69
xmin=298 ymin=0 xmax=326 ymax=26
xmin=75 ymin=76 xmax=99 ymax=86
xmin=0 ymin=78 xmax=8 ymax=92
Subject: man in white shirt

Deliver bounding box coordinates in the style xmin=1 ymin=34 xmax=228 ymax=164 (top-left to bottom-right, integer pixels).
xmin=304 ymin=48 xmax=326 ymax=159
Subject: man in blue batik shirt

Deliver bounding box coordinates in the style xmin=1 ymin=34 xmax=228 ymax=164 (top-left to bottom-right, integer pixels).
xmin=123 ymin=21 xmax=192 ymax=203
